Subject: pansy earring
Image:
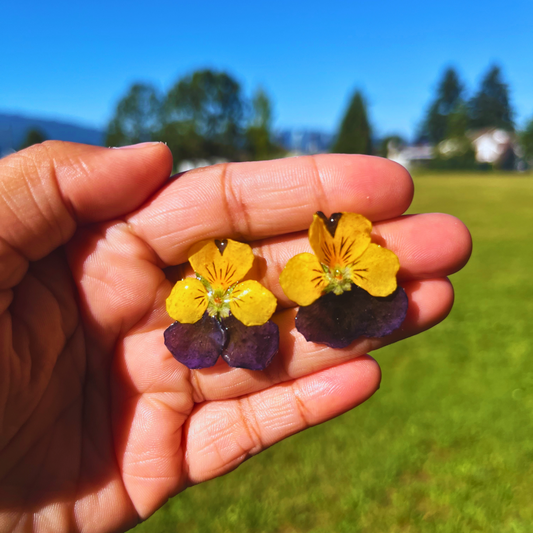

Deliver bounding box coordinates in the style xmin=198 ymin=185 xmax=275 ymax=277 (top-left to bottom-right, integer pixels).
xmin=279 ymin=212 xmax=408 ymax=348
xmin=165 ymin=239 xmax=279 ymax=370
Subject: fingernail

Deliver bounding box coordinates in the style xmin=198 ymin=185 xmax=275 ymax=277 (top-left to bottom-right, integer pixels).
xmin=112 ymin=142 xmax=162 ymax=150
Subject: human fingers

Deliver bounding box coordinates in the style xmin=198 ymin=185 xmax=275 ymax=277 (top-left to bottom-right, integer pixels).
xmin=123 ymin=213 xmax=466 ymax=401
xmin=188 ymin=278 xmax=453 ymax=401
xmin=120 ymin=277 xmax=452 ymax=403
xmin=184 ymin=355 xmax=381 ymax=484
xmin=0 ymin=141 xmax=172 ymax=290
xmin=127 ymin=154 xmax=414 ymax=265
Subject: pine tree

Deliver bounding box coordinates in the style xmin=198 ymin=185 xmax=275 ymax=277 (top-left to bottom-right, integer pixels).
xmin=419 ymin=68 xmax=465 ymax=144
xmin=520 ymin=116 xmax=533 ymax=162
xmin=332 ymin=91 xmax=372 ymax=154
xmin=469 ymin=65 xmax=514 ymax=131
xmin=432 ymin=102 xmax=477 ymax=170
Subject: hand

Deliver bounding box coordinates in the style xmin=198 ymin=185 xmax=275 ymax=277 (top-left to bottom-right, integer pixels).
xmin=0 ymin=142 xmax=471 ymax=532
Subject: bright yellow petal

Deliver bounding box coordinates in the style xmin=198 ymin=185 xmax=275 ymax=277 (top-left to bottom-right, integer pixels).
xmin=188 ymin=239 xmax=254 ymax=290
xmin=309 ymin=212 xmax=372 ymax=268
xmin=279 ymin=252 xmax=327 ymax=306
xmin=230 ymin=280 xmax=277 ymax=326
xmin=350 ymin=243 xmax=400 ymax=297
xmin=166 ymin=278 xmax=208 ymax=323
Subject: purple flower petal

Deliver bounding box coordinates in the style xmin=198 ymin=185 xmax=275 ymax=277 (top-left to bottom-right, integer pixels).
xmin=164 ymin=313 xmax=226 ymax=369
xmin=295 ymin=285 xmax=408 ymax=348
xmin=221 ymin=315 xmax=279 ymax=370
xmin=361 ymin=286 xmax=408 ymax=338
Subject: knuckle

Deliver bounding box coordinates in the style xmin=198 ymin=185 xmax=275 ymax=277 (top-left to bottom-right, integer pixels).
xmin=309 ymin=155 xmax=330 ymax=214
xmin=290 ymin=381 xmax=312 ymax=427
xmin=219 ymin=163 xmax=251 ymax=239
xmin=236 ymin=397 xmax=265 ymax=454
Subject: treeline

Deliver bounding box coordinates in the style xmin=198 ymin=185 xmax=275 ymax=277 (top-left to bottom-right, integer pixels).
xmin=14 ymin=64 xmax=531 ymax=169
xmin=415 ymin=65 xmax=519 ymax=169
xmin=105 ymin=70 xmax=283 ymax=166
xmin=105 ymin=64 xmax=533 ymax=169
xmin=359 ymin=64 xmax=533 ymax=169
xmin=419 ymin=65 xmax=514 ymax=143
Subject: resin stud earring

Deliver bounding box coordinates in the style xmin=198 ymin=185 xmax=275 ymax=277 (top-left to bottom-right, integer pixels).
xmin=279 ymin=212 xmax=408 ymax=348
xmin=164 ymin=238 xmax=279 ymax=370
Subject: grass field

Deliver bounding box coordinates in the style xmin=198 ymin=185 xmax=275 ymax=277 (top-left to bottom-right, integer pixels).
xmin=132 ymin=172 xmax=533 ymax=533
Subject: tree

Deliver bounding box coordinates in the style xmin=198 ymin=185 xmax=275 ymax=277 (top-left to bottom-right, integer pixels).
xmin=105 ymin=83 xmax=162 ymax=147
xmin=377 ymin=135 xmax=405 ymax=158
xmin=162 ymin=70 xmax=246 ymax=162
xmin=419 ymin=67 xmax=465 ymax=144
xmin=245 ymin=88 xmax=283 ymax=160
xmin=446 ymin=102 xmax=470 ymax=138
xmin=19 ymin=128 xmax=47 ymax=150
xmin=331 ymin=91 xmax=372 ymax=155
xmin=469 ymin=65 xmax=514 ymax=131
xmin=431 ymin=102 xmax=477 ymax=170
xmin=520 ymin=116 xmax=533 ymax=163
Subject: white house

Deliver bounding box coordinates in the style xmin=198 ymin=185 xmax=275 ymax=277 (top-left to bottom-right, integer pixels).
xmin=467 ymin=128 xmax=515 ymax=164
xmin=387 ymin=128 xmax=520 ymax=169
xmin=386 ymin=141 xmax=433 ymax=170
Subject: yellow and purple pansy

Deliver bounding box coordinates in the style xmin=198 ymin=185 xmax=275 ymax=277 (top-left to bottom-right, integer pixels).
xmin=164 ymin=239 xmax=279 ymax=370
xmin=279 ymin=212 xmax=408 ymax=348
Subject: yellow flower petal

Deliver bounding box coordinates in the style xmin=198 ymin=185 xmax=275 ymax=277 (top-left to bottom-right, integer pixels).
xmin=350 ymin=243 xmax=400 ymax=297
xmin=309 ymin=212 xmax=372 ymax=268
xmin=188 ymin=239 xmax=254 ymax=290
xmin=166 ymin=278 xmax=208 ymax=323
xmin=230 ymin=280 xmax=277 ymax=326
xmin=279 ymin=252 xmax=327 ymax=306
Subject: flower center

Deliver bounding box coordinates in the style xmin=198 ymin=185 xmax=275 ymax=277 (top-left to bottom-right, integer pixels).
xmin=324 ymin=264 xmax=353 ymax=295
xmin=206 ymin=285 xmax=234 ymax=320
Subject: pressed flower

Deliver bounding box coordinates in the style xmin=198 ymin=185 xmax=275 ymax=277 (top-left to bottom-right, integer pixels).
xmin=164 ymin=239 xmax=279 ymax=370
xmin=279 ymin=212 xmax=408 ymax=348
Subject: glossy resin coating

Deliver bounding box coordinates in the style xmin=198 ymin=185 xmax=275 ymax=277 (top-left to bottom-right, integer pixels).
xmin=295 ymin=285 xmax=408 ymax=348
xmin=164 ymin=312 xmax=279 ymax=370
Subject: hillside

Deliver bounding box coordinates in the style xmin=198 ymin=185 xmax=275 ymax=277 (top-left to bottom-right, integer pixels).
xmin=0 ymin=112 xmax=105 ymax=155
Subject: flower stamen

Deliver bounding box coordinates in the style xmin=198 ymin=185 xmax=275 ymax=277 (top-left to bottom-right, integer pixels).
xmin=324 ymin=264 xmax=353 ymax=295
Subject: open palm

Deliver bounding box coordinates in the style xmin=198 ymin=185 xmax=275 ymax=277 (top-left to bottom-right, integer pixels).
xmin=0 ymin=142 xmax=471 ymax=533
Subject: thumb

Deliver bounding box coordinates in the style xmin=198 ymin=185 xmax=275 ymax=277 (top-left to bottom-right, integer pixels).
xmin=0 ymin=141 xmax=172 ymax=289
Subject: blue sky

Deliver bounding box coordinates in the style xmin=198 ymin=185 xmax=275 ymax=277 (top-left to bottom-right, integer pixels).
xmin=2 ymin=0 xmax=532 ymax=139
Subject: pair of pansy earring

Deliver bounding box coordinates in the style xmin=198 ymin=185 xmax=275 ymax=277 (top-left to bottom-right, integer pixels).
xmin=164 ymin=212 xmax=408 ymax=371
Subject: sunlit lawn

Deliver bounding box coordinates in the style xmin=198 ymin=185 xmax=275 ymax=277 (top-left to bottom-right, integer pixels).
xmin=132 ymin=171 xmax=533 ymax=533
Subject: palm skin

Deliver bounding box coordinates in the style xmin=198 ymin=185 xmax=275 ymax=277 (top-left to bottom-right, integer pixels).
xmin=0 ymin=142 xmax=471 ymax=533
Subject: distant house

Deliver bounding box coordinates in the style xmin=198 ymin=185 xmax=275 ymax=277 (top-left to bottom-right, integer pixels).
xmin=387 ymin=128 xmax=522 ymax=170
xmin=467 ymin=128 xmax=517 ymax=165
xmin=386 ymin=141 xmax=433 ymax=169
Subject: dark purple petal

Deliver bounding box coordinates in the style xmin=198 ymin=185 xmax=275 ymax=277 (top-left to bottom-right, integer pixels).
xmin=362 ymin=286 xmax=408 ymax=338
xmin=221 ymin=315 xmax=279 ymax=370
xmin=164 ymin=313 xmax=226 ymax=369
xmin=295 ymin=285 xmax=408 ymax=348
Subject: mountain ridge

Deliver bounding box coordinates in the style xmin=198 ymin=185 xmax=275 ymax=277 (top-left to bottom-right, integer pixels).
xmin=0 ymin=112 xmax=105 ymax=155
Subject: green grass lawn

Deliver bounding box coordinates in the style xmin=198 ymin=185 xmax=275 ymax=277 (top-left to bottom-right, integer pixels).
xmin=133 ymin=172 xmax=533 ymax=533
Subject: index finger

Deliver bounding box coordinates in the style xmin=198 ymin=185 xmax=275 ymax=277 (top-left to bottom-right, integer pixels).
xmin=127 ymin=154 xmax=413 ymax=265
